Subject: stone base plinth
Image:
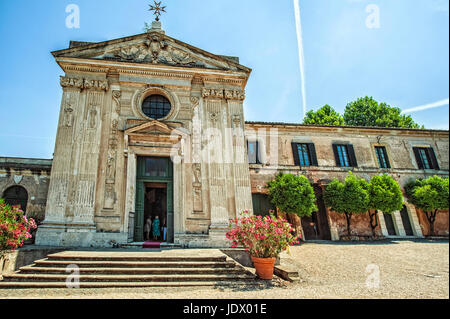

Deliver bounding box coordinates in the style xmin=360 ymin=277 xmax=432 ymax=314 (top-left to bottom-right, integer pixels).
xmin=35 ymin=223 xmax=128 ymax=248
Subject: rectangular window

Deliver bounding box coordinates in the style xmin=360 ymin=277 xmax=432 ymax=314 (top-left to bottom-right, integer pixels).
xmin=375 ymin=146 xmax=391 ymax=169
xmin=333 ymin=144 xmax=358 ymax=167
xmin=247 ymin=141 xmax=260 ymax=164
xmin=336 ymin=145 xmax=350 ymax=167
xmin=297 ymin=144 xmax=311 ymax=166
xmin=291 ymin=142 xmax=318 ymax=167
xmin=413 ymin=147 xmax=440 ymax=170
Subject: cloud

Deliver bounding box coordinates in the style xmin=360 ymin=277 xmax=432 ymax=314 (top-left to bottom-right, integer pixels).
xmin=401 ymin=98 xmax=449 ymax=114
xmin=294 ymin=0 xmax=307 ymax=119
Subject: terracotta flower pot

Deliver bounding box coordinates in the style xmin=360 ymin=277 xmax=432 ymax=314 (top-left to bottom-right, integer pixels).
xmin=251 ymin=256 xmax=276 ymax=280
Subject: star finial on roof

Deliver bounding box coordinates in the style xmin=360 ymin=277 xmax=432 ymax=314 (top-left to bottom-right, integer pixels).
xmin=149 ymin=1 xmax=167 ymax=22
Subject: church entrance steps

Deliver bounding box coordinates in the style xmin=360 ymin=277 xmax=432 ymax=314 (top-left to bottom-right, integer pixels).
xmin=0 ymin=249 xmax=262 ymax=289
xmin=31 ymin=260 xmax=237 ymax=269
xmin=18 ymin=266 xmax=243 ymax=275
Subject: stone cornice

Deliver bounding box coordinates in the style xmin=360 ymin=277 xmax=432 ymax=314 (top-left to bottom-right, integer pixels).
xmin=245 ymin=122 xmax=449 ymax=138
xmin=57 ymin=58 xmax=248 ymax=88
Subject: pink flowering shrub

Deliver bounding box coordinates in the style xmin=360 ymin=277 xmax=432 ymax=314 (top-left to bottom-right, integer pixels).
xmin=0 ymin=198 xmax=37 ymax=251
xmin=226 ymin=210 xmax=301 ymax=258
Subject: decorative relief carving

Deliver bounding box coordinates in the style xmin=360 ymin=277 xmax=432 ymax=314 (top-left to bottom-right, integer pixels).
xmin=190 ymin=96 xmax=199 ymax=108
xmin=112 ymin=90 xmax=122 ymax=114
xmin=60 ymin=76 xmax=109 ymax=91
xmin=106 ymin=149 xmax=117 ymax=184
xmin=63 ymin=105 xmax=74 ymax=127
xmin=232 ymin=114 xmax=241 ymax=128
xmin=202 ymin=88 xmax=245 ymax=100
xmin=108 ymin=34 xmax=200 ymax=67
xmin=202 ymin=88 xmax=224 ymax=99
xmin=88 ymin=106 xmax=98 ymax=129
xmin=192 ymin=163 xmax=203 ymax=212
xmin=224 ymin=89 xmax=245 ymax=101
xmin=103 ymin=184 xmax=117 ymax=210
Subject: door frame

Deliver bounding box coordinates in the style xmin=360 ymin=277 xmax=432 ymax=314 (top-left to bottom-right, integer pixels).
xmin=134 ymin=157 xmax=174 ymax=242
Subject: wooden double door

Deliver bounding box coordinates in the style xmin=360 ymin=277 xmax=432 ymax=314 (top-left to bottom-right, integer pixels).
xmin=135 ymin=157 xmax=174 ymax=242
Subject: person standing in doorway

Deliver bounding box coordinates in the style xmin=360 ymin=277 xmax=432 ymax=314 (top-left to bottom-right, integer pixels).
xmin=152 ymin=215 xmax=161 ymax=241
xmin=144 ymin=217 xmax=152 ymax=241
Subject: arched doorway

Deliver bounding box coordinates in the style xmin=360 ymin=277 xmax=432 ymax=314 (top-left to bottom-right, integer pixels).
xmin=3 ymin=186 xmax=29 ymax=213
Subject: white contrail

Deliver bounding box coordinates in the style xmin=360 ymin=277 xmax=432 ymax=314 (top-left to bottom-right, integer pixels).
xmin=401 ymin=98 xmax=449 ymax=114
xmin=294 ymin=0 xmax=307 ymax=119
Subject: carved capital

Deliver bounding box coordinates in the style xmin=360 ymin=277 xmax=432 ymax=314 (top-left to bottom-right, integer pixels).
xmin=202 ymin=88 xmax=225 ymax=99
xmin=225 ymin=89 xmax=245 ymax=101
xmin=60 ymin=76 xmax=109 ymax=91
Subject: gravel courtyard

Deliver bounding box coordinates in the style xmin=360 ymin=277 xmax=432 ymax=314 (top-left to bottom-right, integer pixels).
xmin=0 ymin=239 xmax=448 ymax=299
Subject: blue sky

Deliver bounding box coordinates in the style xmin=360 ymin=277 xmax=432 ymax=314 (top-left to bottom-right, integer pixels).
xmin=0 ymin=0 xmax=448 ymax=159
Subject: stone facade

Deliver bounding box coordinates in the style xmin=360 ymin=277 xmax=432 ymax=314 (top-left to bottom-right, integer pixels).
xmin=35 ymin=22 xmax=253 ymax=248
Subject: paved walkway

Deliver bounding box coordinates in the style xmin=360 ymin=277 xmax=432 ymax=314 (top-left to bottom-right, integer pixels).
xmin=0 ymin=240 xmax=448 ymax=299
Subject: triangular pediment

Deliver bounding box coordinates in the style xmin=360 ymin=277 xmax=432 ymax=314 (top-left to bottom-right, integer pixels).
xmin=52 ymin=31 xmax=250 ymax=73
xmin=125 ymin=120 xmax=188 ymax=137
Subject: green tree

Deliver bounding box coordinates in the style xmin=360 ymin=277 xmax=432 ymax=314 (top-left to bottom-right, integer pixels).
xmin=343 ymin=96 xmax=423 ymax=129
xmin=405 ymin=176 xmax=449 ymax=236
xmin=368 ymin=174 xmax=404 ymax=237
xmin=303 ymin=104 xmax=344 ymax=126
xmin=267 ymin=173 xmax=317 ymax=217
xmin=267 ymin=173 xmax=317 ymax=238
xmin=323 ymin=172 xmax=370 ymax=236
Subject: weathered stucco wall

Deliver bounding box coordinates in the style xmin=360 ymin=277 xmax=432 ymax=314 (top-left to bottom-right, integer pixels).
xmin=0 ymin=158 xmax=52 ymax=221
xmin=416 ymin=209 xmax=449 ymax=237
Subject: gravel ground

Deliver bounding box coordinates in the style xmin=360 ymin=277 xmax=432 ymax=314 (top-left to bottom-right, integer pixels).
xmin=0 ymin=239 xmax=448 ymax=299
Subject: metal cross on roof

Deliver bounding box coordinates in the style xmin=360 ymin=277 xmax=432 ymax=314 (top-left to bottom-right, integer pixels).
xmin=149 ymin=1 xmax=167 ymax=21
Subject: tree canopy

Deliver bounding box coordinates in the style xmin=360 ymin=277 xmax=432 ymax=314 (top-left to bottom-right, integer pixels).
xmin=405 ymin=176 xmax=449 ymax=236
xmin=343 ymin=96 xmax=422 ymax=129
xmin=368 ymin=174 xmax=404 ymax=214
xmin=267 ymin=173 xmax=317 ymax=218
xmin=302 ymin=104 xmax=345 ymax=126
xmin=323 ymin=172 xmax=370 ymax=235
xmin=405 ymin=176 xmax=449 ymax=214
xmin=323 ymin=172 xmax=370 ymax=215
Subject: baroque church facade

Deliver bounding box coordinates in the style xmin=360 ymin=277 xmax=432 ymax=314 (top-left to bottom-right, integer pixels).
xmin=0 ymin=21 xmax=448 ymax=248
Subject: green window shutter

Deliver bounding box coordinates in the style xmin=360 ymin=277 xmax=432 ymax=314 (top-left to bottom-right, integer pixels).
xmin=428 ymin=148 xmax=440 ymax=170
xmin=307 ymin=143 xmax=318 ymax=166
xmin=332 ymin=144 xmax=341 ymax=167
xmin=291 ymin=142 xmax=300 ymax=166
xmin=347 ymin=144 xmax=358 ymax=167
xmin=413 ymin=147 xmax=424 ymax=169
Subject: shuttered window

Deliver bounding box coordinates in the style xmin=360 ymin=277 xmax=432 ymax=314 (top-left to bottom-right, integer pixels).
xmin=375 ymin=146 xmax=391 ymax=169
xmin=332 ymin=144 xmax=358 ymax=167
xmin=413 ymin=147 xmax=440 ymax=170
xmin=291 ymin=143 xmax=318 ymax=167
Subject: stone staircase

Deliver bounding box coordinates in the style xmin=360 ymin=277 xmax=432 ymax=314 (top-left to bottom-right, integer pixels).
xmin=0 ymin=250 xmax=261 ymax=289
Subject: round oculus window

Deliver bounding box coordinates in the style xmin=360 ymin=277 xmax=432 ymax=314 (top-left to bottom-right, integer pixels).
xmin=142 ymin=94 xmax=172 ymax=120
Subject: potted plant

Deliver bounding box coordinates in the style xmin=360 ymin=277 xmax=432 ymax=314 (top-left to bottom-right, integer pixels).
xmin=226 ymin=210 xmax=300 ymax=280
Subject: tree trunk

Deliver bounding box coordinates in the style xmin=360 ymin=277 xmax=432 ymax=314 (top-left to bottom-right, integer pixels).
xmin=369 ymin=210 xmax=379 ymax=238
xmin=344 ymin=212 xmax=353 ymax=236
xmin=426 ymin=210 xmax=438 ymax=236
xmin=287 ymin=213 xmax=302 ymax=239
